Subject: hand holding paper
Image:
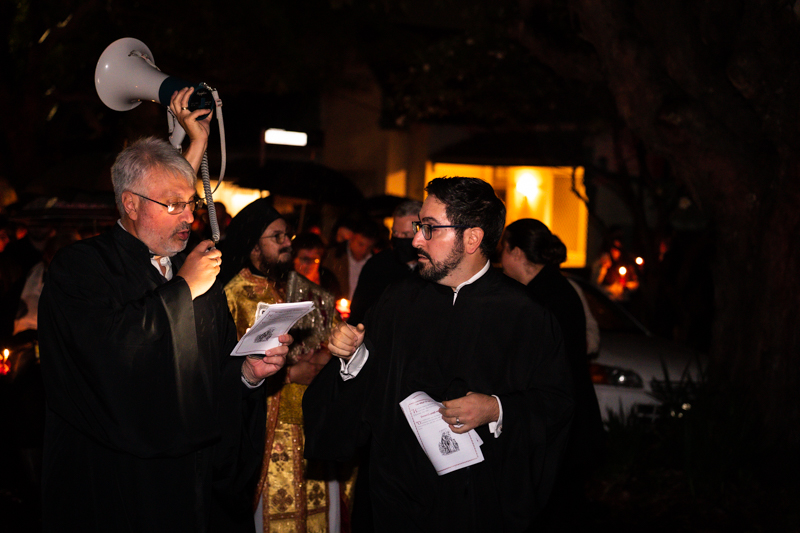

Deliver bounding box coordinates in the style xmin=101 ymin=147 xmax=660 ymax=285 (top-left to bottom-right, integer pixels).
xmin=241 ymin=333 xmax=292 ymax=382
xmin=439 ymin=392 xmax=500 ymax=434
xmin=230 ymin=301 xmax=313 ymax=356
xmin=400 ymin=391 xmax=484 ymax=476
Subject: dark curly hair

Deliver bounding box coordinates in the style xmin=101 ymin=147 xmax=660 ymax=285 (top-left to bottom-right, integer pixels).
xmin=425 ymin=177 xmax=506 ymax=258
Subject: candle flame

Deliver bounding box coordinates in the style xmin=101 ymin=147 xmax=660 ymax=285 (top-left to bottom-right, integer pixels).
xmin=618 ymin=266 xmax=627 ymax=276
xmin=336 ymin=299 xmax=351 ymax=318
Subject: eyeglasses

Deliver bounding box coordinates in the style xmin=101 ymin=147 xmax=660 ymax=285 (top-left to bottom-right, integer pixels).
xmin=130 ymin=192 xmax=203 ymax=215
xmin=297 ymin=257 xmax=321 ymax=265
xmin=411 ymin=221 xmax=470 ymax=240
xmin=261 ymin=231 xmax=295 ymax=245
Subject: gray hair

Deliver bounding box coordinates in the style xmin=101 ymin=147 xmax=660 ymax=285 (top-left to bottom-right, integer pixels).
xmin=111 ymin=137 xmax=196 ymax=216
xmin=392 ymin=199 xmax=423 ymax=219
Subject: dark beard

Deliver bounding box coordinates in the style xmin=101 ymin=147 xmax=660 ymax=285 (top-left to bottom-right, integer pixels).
xmin=254 ymin=248 xmax=293 ymax=281
xmin=417 ymin=239 xmax=464 ymax=283
xmin=264 ymin=258 xmax=293 ymax=281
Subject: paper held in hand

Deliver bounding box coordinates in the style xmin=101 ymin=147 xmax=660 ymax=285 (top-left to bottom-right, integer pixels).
xmin=230 ymin=301 xmax=314 ymax=356
xmin=400 ymin=391 xmax=484 ymax=476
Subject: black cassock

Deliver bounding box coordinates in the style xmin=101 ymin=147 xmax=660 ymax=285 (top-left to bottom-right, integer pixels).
xmin=348 ymin=247 xmax=415 ymax=326
xmin=525 ymin=265 xmax=604 ymax=469
xmin=303 ymin=267 xmax=574 ymax=532
xmin=38 ymin=225 xmax=265 ymax=533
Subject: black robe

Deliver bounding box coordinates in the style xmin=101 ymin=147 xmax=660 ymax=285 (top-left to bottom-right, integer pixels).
xmin=303 ymin=267 xmax=573 ymax=532
xmin=348 ymin=248 xmax=415 ymax=326
xmin=526 ymin=265 xmax=604 ymax=465
xmin=525 ymin=266 xmax=605 ymax=529
xmin=38 ymin=224 xmax=265 ymax=533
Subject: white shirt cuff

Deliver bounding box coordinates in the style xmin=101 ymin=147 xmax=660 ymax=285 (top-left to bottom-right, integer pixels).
xmin=241 ymin=375 xmax=265 ymax=389
xmin=339 ymin=344 xmax=369 ymax=381
xmin=487 ymin=394 xmax=503 ymax=438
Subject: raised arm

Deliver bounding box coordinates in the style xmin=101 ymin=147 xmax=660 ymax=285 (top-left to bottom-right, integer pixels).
xmin=169 ymin=87 xmax=212 ymax=173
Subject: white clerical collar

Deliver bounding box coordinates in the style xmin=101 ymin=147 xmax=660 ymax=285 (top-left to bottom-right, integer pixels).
xmin=451 ymin=260 xmax=491 ymax=304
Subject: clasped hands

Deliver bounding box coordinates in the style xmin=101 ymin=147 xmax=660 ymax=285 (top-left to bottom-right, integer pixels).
xmin=327 ymin=322 xmax=499 ymax=433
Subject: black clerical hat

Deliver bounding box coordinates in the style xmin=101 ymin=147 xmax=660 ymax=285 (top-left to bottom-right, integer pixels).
xmin=218 ymin=197 xmax=281 ymax=285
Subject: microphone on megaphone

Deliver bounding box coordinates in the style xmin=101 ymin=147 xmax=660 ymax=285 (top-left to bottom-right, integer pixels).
xmin=95 ymin=37 xmax=227 ymax=243
xmin=95 ymin=37 xmax=215 ymax=148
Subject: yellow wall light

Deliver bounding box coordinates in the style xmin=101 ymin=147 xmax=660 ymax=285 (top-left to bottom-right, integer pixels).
xmin=515 ymin=171 xmax=542 ymax=201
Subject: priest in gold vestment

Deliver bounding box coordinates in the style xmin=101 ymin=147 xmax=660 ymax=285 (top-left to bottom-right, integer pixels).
xmin=220 ymin=198 xmax=350 ymax=533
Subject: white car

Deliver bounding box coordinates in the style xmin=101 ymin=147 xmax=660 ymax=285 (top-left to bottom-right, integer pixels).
xmin=568 ymin=276 xmax=704 ymax=424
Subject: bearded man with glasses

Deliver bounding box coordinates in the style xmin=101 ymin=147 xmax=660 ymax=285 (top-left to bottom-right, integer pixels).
xmin=38 ymin=125 xmax=291 ymax=531
xmin=220 ymin=198 xmax=352 ymax=533
xmin=304 ymin=177 xmax=574 ymax=532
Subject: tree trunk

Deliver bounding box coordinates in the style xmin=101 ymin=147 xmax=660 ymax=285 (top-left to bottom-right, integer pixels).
xmin=565 ymin=0 xmax=800 ymax=445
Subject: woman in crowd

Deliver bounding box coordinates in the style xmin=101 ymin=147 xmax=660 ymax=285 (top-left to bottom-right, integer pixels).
xmin=500 ymin=218 xmax=605 ymax=531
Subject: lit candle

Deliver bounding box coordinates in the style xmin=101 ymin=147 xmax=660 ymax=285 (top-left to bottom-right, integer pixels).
xmin=618 ymin=266 xmax=627 ymax=287
xmin=336 ymin=298 xmax=351 ymax=319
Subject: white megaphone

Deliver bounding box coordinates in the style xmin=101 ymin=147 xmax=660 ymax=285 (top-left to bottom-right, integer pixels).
xmin=95 ymin=37 xmax=227 ymax=243
xmin=95 ymin=37 xmax=214 ymax=147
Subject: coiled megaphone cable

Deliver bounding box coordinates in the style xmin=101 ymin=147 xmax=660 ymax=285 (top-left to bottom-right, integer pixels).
xmin=197 ymin=85 xmax=225 ymax=243
xmin=200 ymin=154 xmax=220 ymax=242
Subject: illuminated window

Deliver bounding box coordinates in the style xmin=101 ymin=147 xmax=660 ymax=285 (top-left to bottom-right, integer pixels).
xmin=385 ymin=170 xmax=408 ymax=197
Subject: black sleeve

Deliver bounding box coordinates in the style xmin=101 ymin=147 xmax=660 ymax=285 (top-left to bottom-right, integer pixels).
xmin=39 ymin=245 xmax=218 ymax=458
xmin=303 ymin=334 xmax=377 ymax=462
xmin=348 ymin=257 xmax=381 ymax=326
xmin=495 ymin=306 xmax=574 ymax=513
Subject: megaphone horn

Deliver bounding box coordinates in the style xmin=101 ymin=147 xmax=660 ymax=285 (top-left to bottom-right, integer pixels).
xmin=95 ymin=37 xmax=213 ymax=113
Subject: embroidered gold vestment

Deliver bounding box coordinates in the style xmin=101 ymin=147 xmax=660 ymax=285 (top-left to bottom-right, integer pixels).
xmin=225 ymin=269 xmax=349 ymax=532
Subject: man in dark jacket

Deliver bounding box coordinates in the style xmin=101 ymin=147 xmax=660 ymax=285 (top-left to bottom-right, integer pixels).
xmin=304 ymin=178 xmax=574 ymax=532
xmin=322 ymin=219 xmax=383 ymax=300
xmin=38 ymin=130 xmax=289 ymax=532
xmin=348 ymin=199 xmax=422 ymax=325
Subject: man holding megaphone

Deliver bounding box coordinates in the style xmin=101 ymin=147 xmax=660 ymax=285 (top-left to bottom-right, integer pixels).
xmin=38 ymin=99 xmax=286 ymax=533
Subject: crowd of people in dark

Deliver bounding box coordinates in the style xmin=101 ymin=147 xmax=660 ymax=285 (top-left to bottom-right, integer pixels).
xmin=0 ymin=105 xmax=642 ymax=532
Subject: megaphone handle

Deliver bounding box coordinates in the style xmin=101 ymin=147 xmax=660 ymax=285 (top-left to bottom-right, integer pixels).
xmin=169 ymin=122 xmax=187 ymax=150
xmin=211 ymin=87 xmax=226 ymax=184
